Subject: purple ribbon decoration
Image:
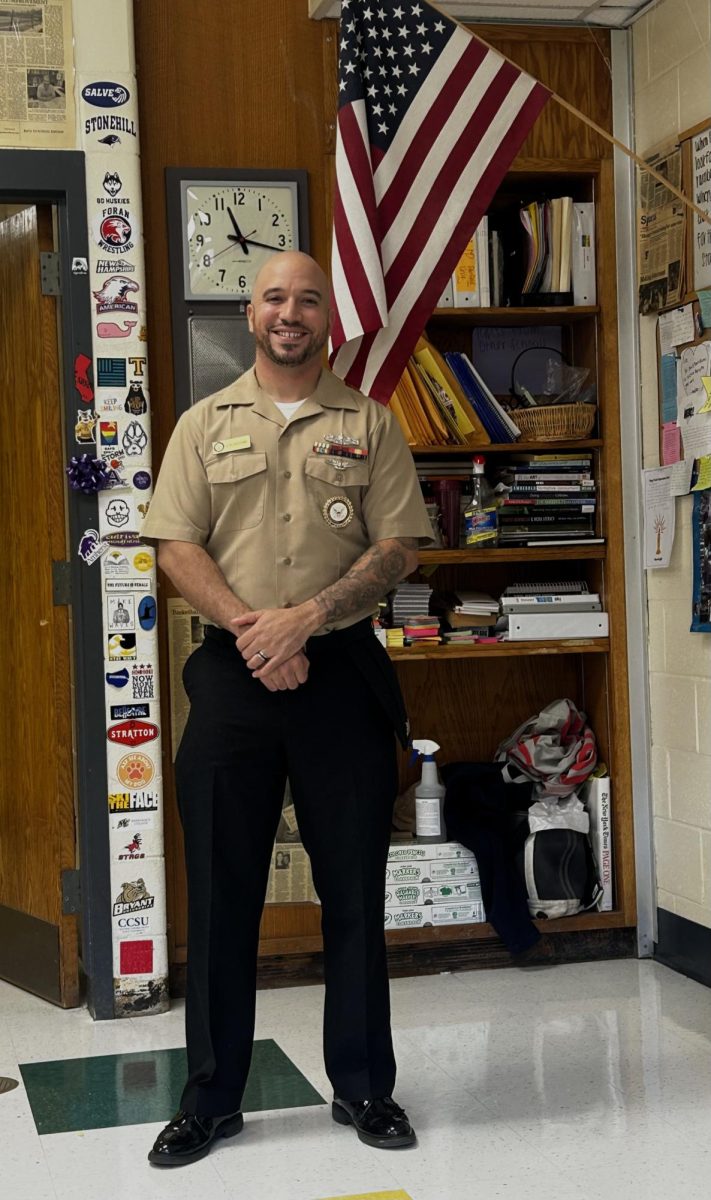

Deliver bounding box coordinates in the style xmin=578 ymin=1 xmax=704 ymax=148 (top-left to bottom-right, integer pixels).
xmin=65 ymin=454 xmax=111 ymax=495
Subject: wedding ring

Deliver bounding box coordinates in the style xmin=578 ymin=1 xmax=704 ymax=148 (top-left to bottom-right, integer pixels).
xmin=256 ymin=649 xmax=270 ymax=663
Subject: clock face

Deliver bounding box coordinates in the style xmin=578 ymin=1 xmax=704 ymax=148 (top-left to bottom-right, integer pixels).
xmin=182 ymin=181 xmax=298 ymax=300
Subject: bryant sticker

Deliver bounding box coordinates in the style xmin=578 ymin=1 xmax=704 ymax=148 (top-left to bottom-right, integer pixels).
xmin=322 ymin=496 xmax=354 ymax=529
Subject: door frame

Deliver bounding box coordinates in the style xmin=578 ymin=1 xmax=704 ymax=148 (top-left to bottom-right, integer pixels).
xmin=0 ymin=149 xmax=114 ymax=1019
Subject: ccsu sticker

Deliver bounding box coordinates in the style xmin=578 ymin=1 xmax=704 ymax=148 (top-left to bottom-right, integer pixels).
xmin=82 ymin=81 xmax=130 ymax=108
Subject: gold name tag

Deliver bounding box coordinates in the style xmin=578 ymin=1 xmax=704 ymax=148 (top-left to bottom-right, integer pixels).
xmin=212 ymin=435 xmax=251 ymax=454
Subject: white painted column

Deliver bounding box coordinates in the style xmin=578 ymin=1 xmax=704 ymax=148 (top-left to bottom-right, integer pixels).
xmin=72 ymin=0 xmax=168 ymax=1015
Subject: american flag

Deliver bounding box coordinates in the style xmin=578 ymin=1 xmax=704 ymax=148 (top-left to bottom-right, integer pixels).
xmin=329 ymin=0 xmax=551 ymax=403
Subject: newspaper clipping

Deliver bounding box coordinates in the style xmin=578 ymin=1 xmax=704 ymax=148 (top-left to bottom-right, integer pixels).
xmin=0 ymin=0 xmax=75 ymax=149
xmin=638 ymin=142 xmax=686 ymax=314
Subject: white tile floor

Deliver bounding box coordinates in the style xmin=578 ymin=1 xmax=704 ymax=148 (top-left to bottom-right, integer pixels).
xmin=1 ymin=958 xmax=710 ymax=1200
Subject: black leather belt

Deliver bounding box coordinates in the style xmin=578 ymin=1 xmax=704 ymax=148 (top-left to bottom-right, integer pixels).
xmin=204 ymin=616 xmax=374 ymax=652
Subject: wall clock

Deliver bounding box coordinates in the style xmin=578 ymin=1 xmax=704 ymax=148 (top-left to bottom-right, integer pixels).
xmin=166 ymin=168 xmax=309 ymax=416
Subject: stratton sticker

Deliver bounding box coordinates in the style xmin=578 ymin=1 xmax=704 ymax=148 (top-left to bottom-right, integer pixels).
xmin=82 ymin=82 xmax=130 ymax=108
xmin=107 ymin=719 xmax=159 ymax=746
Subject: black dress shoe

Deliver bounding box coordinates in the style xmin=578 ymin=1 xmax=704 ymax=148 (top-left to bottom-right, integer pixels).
xmin=148 ymin=1109 xmax=244 ymax=1167
xmin=332 ymin=1096 xmax=416 ymax=1149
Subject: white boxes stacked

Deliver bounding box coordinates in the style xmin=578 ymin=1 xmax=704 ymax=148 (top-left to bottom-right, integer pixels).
xmin=384 ymin=841 xmax=485 ymax=929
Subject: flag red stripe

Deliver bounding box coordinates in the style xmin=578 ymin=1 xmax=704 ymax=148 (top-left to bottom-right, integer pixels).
xmin=366 ymin=83 xmax=550 ymax=402
xmin=384 ymin=60 xmax=526 ymax=302
xmin=333 ymin=185 xmax=383 ymax=337
xmin=377 ymin=36 xmax=491 ymax=237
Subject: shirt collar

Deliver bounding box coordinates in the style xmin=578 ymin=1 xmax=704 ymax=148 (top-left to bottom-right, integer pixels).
xmin=214 ymin=367 xmax=361 ymax=412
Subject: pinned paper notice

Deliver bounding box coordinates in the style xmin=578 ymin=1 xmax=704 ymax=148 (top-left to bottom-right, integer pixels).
xmin=661 ymin=353 xmax=678 ymax=423
xmin=318 ymin=1194 xmax=413 ymax=1200
xmin=643 ymin=466 xmax=675 ymax=569
xmin=700 ymin=377 xmax=711 ymax=413
xmin=662 ymin=422 xmax=681 ymax=464
xmin=669 ymin=458 xmax=693 ymax=496
xmin=659 ymin=304 xmax=695 ymax=355
xmin=697 ymin=288 xmax=711 ymax=330
xmin=692 ymin=456 xmax=711 ymax=491
xmin=679 ymin=344 xmax=711 ymax=398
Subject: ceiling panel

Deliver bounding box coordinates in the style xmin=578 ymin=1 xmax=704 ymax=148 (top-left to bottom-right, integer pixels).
xmin=309 ymin=1 xmax=655 ymax=26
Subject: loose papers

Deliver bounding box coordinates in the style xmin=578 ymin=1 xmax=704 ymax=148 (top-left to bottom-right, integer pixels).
xmin=643 ymin=466 xmax=676 ymax=569
xmin=0 ymin=0 xmax=75 ymax=149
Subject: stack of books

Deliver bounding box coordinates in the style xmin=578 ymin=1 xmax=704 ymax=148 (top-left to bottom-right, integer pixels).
xmin=391 ymin=582 xmax=433 ymax=627
xmin=520 ymin=197 xmax=574 ymax=299
xmin=499 ymin=582 xmax=608 ymax=640
xmin=494 ymin=453 xmax=600 ymax=546
xmin=389 ymin=337 xmax=492 ymax=447
xmin=444 ymin=352 xmax=521 ymax=443
xmin=436 ymin=590 xmax=500 ymax=645
xmin=385 ymin=628 xmax=405 ymax=650
xmin=403 ymin=616 xmax=441 ymax=646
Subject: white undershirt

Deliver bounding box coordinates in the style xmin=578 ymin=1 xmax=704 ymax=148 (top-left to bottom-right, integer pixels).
xmin=274 ymin=399 xmax=307 ymax=420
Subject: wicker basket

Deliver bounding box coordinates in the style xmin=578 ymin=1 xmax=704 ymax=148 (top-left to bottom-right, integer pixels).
xmin=513 ymin=404 xmax=596 ymax=442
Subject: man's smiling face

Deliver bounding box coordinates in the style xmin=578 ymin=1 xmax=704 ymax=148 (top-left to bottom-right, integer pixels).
xmin=247 ymin=252 xmax=332 ymax=369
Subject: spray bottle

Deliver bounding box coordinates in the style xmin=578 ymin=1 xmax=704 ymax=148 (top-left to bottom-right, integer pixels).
xmin=412 ymin=739 xmax=447 ymax=843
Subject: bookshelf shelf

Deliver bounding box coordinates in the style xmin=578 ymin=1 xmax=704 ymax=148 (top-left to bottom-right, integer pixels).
xmin=411 ymin=440 xmax=603 ymax=455
xmin=430 ymin=305 xmax=599 ymax=326
xmin=419 ymin=545 xmax=605 ymax=564
xmin=387 ymin=639 xmax=609 ymax=661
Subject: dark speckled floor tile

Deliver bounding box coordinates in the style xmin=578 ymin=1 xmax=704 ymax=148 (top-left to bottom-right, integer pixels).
xmin=19 ymin=1039 xmax=324 ymax=1135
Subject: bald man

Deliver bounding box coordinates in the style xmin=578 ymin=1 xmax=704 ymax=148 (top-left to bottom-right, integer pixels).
xmin=144 ymin=253 xmax=433 ymax=1166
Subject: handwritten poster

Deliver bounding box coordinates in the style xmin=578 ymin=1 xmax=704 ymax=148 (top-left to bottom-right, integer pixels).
xmin=692 ymin=125 xmax=711 ymax=292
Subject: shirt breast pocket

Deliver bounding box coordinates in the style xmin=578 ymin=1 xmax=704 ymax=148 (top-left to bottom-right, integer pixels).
xmin=304 ymin=456 xmax=370 ymax=500
xmin=205 ymin=451 xmax=267 ymax=531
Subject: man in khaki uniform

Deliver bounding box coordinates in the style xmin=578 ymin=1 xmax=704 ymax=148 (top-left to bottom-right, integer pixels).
xmin=146 ymin=252 xmax=432 ymax=1168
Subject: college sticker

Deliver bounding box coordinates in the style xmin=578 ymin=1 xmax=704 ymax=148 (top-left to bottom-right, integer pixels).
xmin=322 ymin=495 xmax=354 ymax=529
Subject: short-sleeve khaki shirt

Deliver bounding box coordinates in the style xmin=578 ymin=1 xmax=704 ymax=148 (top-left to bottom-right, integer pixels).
xmin=142 ymin=367 xmax=433 ymax=630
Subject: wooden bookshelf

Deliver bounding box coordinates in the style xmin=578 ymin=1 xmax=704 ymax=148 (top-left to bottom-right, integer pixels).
xmin=411 ymin=440 xmax=603 ymax=455
xmin=419 ymin=545 xmax=606 ymax=564
xmin=430 ymin=304 xmax=599 ymax=325
xmin=387 ymin=640 xmax=610 ymax=661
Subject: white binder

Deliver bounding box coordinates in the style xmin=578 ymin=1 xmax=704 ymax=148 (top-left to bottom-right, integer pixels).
xmin=572 ymin=202 xmax=596 ymax=305
xmin=508 ymin=611 xmax=609 ymax=640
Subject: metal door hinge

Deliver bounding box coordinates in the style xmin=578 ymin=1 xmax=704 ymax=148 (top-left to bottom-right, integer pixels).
xmin=61 ymin=869 xmax=81 ymax=915
xmin=40 ymin=251 xmax=61 ymax=295
xmin=52 ymin=560 xmax=72 ymax=606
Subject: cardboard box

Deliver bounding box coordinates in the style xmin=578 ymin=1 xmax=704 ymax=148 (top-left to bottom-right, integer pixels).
xmin=426 ymin=858 xmax=480 ymax=882
xmin=387 ymin=840 xmax=475 ymax=861
xmin=385 ymin=881 xmax=482 ymax=907
xmin=430 ymin=901 xmax=486 ymax=925
xmin=384 ymin=906 xmax=431 ymax=929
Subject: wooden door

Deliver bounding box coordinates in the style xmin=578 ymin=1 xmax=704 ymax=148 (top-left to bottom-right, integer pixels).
xmin=0 ymin=203 xmax=80 ymax=1006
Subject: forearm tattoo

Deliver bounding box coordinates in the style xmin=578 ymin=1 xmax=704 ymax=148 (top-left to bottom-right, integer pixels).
xmin=314 ymin=538 xmax=418 ymax=624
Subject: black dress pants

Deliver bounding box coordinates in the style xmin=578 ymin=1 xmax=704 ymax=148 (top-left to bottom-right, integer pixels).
xmin=175 ymin=620 xmax=402 ymax=1116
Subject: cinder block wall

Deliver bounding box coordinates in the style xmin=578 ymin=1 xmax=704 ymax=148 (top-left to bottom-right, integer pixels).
xmin=633 ymin=0 xmax=711 ymax=929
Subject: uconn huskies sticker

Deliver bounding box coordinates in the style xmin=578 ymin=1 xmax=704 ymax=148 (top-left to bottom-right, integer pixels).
xmin=82 ymin=82 xmax=131 ymax=108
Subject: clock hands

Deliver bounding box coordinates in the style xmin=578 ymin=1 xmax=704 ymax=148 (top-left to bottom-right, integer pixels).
xmin=226 ymin=206 xmax=249 ymax=254
xmin=226 ymin=233 xmax=285 ymax=253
